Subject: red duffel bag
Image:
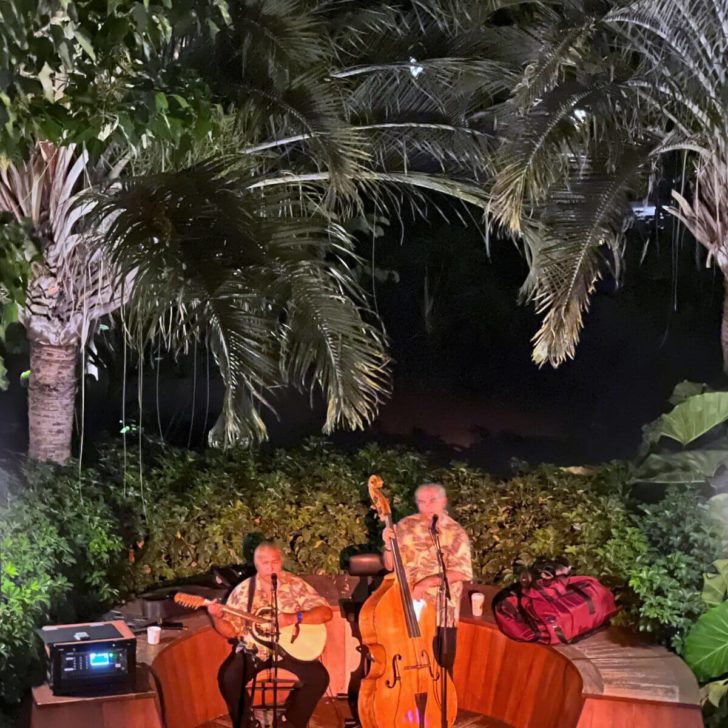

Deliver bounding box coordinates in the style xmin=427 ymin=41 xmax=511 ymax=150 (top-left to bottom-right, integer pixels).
xmin=492 ymin=561 xmax=618 ymax=645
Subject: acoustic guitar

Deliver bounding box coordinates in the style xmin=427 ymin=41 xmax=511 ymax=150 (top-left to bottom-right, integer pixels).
xmin=173 ymin=592 xmax=327 ymax=662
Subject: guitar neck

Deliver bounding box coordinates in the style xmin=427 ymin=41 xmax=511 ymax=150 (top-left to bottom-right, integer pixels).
xmin=178 ymin=594 xmax=269 ymax=625
xmin=220 ymin=604 xmax=269 ymax=625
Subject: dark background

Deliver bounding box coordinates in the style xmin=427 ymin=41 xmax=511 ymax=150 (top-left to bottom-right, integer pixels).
xmin=0 ymin=213 xmax=724 ymax=474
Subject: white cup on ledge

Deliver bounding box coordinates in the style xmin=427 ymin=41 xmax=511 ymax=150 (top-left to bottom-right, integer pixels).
xmin=147 ymin=625 xmax=162 ymax=645
xmin=470 ymin=591 xmax=485 ymax=618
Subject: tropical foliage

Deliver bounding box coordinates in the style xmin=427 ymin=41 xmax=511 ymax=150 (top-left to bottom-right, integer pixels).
xmin=684 ymin=561 xmax=728 ymax=726
xmin=0 ymin=0 xmax=217 ymax=159
xmin=93 ymin=159 xmax=391 ymax=447
xmin=0 ymin=142 xmax=128 ymax=461
xmin=632 ymin=383 xmax=728 ymax=487
xmin=0 ymin=215 xmax=39 ymax=389
xmin=488 ymin=0 xmax=728 ymax=369
xmin=5 ymin=0 xmax=728 ymax=463
xmin=3 ymin=0 xmax=522 ymax=462
xmin=85 ymin=0 xmax=521 ymax=449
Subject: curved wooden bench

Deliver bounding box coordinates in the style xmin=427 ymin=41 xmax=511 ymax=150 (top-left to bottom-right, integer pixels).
xmin=132 ymin=582 xmax=703 ymax=728
xmin=457 ymin=585 xmax=703 ymax=728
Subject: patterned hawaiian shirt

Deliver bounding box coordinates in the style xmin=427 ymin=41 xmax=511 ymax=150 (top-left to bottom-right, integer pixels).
xmin=394 ymin=512 xmax=473 ymax=627
xmin=225 ymin=571 xmax=328 ymax=660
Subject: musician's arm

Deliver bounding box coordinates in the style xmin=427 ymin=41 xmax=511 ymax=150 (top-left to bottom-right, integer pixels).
xmin=279 ymin=604 xmax=333 ymax=628
xmin=414 ymin=571 xmax=470 ymax=590
xmin=209 ymin=615 xmax=239 ymax=639
xmin=206 ymin=601 xmax=240 ymax=639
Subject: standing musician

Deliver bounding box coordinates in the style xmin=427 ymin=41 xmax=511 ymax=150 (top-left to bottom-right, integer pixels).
xmin=382 ymin=483 xmax=473 ymax=674
xmin=207 ymin=542 xmax=333 ymax=728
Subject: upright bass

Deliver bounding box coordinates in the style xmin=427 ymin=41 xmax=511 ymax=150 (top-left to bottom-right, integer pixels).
xmin=358 ymin=475 xmax=458 ymax=728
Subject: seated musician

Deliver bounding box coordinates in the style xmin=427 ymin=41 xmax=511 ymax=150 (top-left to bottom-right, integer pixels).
xmin=382 ymin=483 xmax=473 ymax=674
xmin=207 ymin=542 xmax=333 ymax=728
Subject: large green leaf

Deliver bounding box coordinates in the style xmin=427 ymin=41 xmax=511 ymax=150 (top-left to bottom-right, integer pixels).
xmin=703 ymin=561 xmax=728 ymax=608
xmin=669 ymin=381 xmax=710 ymax=406
xmin=702 ymin=678 xmax=728 ymax=708
xmin=632 ymin=450 xmax=728 ymax=485
xmin=643 ymin=393 xmax=728 ymax=449
xmin=709 ymin=495 xmax=728 ymax=554
xmin=684 ymin=602 xmax=728 ymax=682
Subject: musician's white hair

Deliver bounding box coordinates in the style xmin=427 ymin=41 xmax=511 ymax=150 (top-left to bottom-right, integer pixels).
xmin=414 ymin=483 xmax=447 ymax=499
xmin=254 ymin=541 xmax=282 ymax=558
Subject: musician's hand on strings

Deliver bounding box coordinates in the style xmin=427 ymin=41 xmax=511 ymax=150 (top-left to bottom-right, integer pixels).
xmin=382 ymin=526 xmax=395 ymax=547
xmin=206 ymin=601 xmax=238 ymax=640
xmin=207 ymin=601 xmax=225 ymax=619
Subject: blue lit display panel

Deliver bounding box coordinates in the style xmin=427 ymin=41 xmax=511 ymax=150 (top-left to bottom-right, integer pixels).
xmin=89 ymin=652 xmax=112 ymax=668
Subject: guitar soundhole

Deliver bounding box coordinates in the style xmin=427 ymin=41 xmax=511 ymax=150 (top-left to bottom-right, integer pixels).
xmin=252 ymin=607 xmax=281 ymax=641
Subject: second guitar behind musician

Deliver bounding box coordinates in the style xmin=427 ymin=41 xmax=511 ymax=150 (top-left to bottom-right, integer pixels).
xmin=208 ymin=542 xmax=333 ymax=728
xmin=382 ymin=483 xmax=473 ymax=674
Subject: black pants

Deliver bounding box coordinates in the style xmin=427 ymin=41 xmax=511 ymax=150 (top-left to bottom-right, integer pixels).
xmin=218 ymin=647 xmax=330 ymax=728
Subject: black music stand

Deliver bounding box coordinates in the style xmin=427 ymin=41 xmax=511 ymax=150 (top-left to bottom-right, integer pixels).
xmin=271 ymin=574 xmax=281 ymax=728
xmin=431 ymin=523 xmax=451 ymax=728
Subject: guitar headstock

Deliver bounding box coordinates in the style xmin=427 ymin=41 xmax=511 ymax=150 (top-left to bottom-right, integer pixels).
xmin=367 ymin=474 xmax=391 ymax=521
xmin=174 ymin=592 xmax=206 ymax=610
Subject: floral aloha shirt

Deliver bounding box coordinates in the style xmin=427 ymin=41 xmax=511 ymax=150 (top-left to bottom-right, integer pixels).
xmin=225 ymin=571 xmax=328 ymax=660
xmin=394 ymin=512 xmax=473 ymax=627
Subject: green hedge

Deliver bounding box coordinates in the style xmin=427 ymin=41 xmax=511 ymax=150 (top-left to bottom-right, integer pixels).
xmin=0 ymin=438 xmax=722 ymax=712
xmin=0 ymin=463 xmax=125 ymax=703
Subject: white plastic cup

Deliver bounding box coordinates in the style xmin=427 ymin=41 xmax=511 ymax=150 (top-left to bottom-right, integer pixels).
xmin=470 ymin=592 xmax=485 ymax=618
xmin=147 ymin=625 xmax=162 ymax=645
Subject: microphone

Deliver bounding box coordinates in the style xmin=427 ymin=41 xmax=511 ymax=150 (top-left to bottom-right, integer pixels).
xmin=430 ymin=514 xmax=439 ymax=534
xmin=271 ymin=573 xmax=278 ymax=588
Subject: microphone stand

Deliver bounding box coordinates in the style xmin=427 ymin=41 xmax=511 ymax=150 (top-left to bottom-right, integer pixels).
xmin=430 ymin=516 xmax=450 ymax=728
xmin=271 ymin=573 xmax=280 ymax=728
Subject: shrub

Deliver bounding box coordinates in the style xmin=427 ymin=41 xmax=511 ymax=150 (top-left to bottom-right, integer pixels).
xmin=627 ymin=489 xmax=720 ymax=651
xmin=0 ymin=464 xmax=124 ymax=705
xmin=0 ymin=501 xmax=71 ymax=703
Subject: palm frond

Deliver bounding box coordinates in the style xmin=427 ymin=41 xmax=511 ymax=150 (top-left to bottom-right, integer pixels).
xmin=91 ymin=158 xmax=391 ymax=445
xmin=607 ymin=0 xmax=728 ymax=137
xmin=0 ymin=142 xmax=126 ymax=345
xmin=282 ymin=260 xmax=391 ymax=433
xmin=670 ymin=148 xmax=728 ymax=266
xmin=522 ymin=144 xmax=650 ymax=366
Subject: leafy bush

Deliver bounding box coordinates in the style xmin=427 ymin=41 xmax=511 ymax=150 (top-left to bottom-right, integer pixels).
xmin=0 ymin=464 xmax=124 ymax=704
xmin=0 ymin=501 xmax=71 ymax=703
xmin=682 ymin=560 xmax=728 ymax=726
xmin=627 ymin=489 xmax=720 ymax=651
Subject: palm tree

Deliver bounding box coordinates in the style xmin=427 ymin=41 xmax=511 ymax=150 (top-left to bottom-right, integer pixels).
xmin=0 ymin=142 xmax=128 ymax=463
xmin=488 ymin=0 xmax=728 ymax=370
xmin=4 ymin=0 xmax=516 ymax=462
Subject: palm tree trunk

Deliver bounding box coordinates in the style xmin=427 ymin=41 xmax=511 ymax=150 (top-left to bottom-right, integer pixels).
xmin=27 ymin=340 xmax=78 ymax=463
